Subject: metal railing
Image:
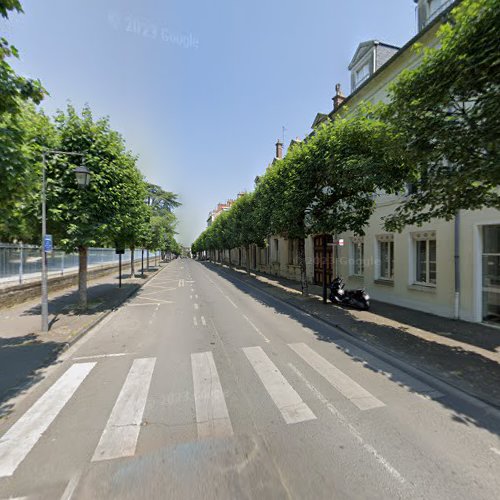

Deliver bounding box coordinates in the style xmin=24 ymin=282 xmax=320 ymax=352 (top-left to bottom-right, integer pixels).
xmin=0 ymin=243 xmax=158 ymax=286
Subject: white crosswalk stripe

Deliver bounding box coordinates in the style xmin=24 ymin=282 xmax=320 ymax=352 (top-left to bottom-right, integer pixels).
xmin=243 ymin=346 xmax=316 ymax=424
xmin=289 ymin=343 xmax=385 ymax=410
xmin=191 ymin=352 xmax=233 ymax=439
xmin=92 ymin=358 xmax=156 ymax=461
xmin=0 ymin=362 xmax=96 ymax=478
xmin=0 ymin=340 xmax=406 ymax=476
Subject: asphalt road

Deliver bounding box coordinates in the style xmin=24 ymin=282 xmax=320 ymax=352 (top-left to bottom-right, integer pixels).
xmin=0 ymin=259 xmax=499 ymax=500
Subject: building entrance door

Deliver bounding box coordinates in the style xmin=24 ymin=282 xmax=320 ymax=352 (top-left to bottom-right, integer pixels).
xmin=482 ymin=225 xmax=500 ymax=324
xmin=313 ymin=235 xmax=333 ymax=285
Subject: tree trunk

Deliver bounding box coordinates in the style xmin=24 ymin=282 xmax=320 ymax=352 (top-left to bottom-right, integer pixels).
xmin=130 ymin=247 xmax=135 ymax=277
xmin=246 ymin=245 xmax=250 ymax=274
xmin=298 ymin=238 xmax=308 ymax=296
xmin=78 ymin=246 xmax=88 ymax=310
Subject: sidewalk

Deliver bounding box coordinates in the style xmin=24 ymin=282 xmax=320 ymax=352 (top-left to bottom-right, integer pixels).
xmin=0 ymin=264 xmax=163 ymax=418
xmin=207 ymin=262 xmax=500 ymax=408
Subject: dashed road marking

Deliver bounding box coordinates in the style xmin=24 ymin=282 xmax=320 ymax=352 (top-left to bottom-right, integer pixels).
xmin=201 ymin=316 xmax=207 ymax=326
xmin=193 ymin=316 xmax=198 ymax=327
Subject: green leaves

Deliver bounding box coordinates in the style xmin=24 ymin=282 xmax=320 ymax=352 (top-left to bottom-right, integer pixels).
xmin=192 ymin=109 xmax=401 ymax=256
xmin=382 ymin=0 xmax=500 ymax=230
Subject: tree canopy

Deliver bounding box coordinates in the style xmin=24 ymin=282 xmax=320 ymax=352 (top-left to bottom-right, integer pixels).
xmin=382 ymin=0 xmax=500 ymax=230
xmin=0 ymin=0 xmax=45 ymax=115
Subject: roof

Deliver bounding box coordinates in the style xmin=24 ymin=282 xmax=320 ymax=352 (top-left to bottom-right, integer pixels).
xmin=348 ymin=40 xmax=400 ymax=70
xmin=325 ymin=1 xmax=459 ymax=121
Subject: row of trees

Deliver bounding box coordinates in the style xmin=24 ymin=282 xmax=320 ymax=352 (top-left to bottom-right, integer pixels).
xmin=0 ymin=0 xmax=181 ymax=308
xmin=192 ymin=0 xmax=499 ymax=293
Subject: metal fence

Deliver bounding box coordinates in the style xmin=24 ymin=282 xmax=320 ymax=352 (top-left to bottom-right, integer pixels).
xmin=0 ymin=243 xmax=158 ymax=285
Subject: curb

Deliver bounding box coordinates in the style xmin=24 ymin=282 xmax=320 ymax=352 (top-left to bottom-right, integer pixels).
xmin=56 ymin=263 xmax=168 ymax=355
xmin=208 ymin=262 xmax=500 ymax=416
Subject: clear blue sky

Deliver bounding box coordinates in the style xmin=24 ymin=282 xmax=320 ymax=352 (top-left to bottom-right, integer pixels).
xmin=2 ymin=0 xmax=416 ymax=245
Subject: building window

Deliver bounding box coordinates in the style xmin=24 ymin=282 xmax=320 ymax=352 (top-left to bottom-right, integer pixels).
xmin=351 ymin=239 xmax=364 ymax=276
xmin=482 ymin=225 xmax=500 ymax=324
xmin=379 ymin=240 xmax=394 ymax=280
xmin=354 ymin=64 xmax=370 ymax=89
xmin=288 ymin=239 xmax=297 ymax=265
xmin=414 ymin=237 xmax=437 ymax=286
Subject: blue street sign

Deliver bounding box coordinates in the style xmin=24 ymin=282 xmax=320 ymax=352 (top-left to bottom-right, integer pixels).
xmin=44 ymin=234 xmax=53 ymax=252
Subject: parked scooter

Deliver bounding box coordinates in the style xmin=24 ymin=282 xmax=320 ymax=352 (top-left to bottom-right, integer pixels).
xmin=329 ymin=277 xmax=370 ymax=310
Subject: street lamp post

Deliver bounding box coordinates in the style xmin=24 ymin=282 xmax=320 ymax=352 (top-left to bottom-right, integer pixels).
xmin=41 ymin=150 xmax=90 ymax=333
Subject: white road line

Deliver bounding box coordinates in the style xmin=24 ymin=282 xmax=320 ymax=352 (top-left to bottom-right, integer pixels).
xmin=289 ymin=343 xmax=385 ymax=411
xmin=143 ymin=285 xmax=177 ymax=291
xmin=243 ymin=346 xmax=316 ymax=424
xmin=194 ymin=303 xmax=199 ymax=310
xmin=201 ymin=316 xmax=207 ymax=326
xmin=127 ymin=302 xmax=160 ymax=307
xmin=491 ymin=447 xmax=500 ymax=457
xmin=60 ymin=471 xmax=82 ymax=500
xmin=72 ymin=353 xmax=130 ymax=361
xmin=289 ymin=362 xmax=405 ymax=485
xmin=193 ymin=316 xmax=198 ymax=327
xmin=92 ymin=358 xmax=156 ymax=461
xmin=242 ymin=315 xmax=270 ymax=343
xmin=191 ymin=352 xmax=233 ymax=439
xmin=225 ymin=296 xmax=238 ymax=308
xmin=190 ymin=295 xmax=193 ymax=300
xmin=135 ymin=297 xmax=174 ymax=305
xmin=0 ymin=363 xmax=96 ymax=478
xmin=195 ymin=294 xmax=198 ymax=299
xmin=178 ymin=279 xmax=185 ymax=287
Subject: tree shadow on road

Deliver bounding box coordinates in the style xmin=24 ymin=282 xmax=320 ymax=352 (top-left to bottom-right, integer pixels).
xmin=225 ymin=264 xmax=500 ymax=354
xmin=202 ymin=262 xmax=500 ymax=438
xmin=0 ymin=334 xmax=63 ymax=419
xmin=20 ymin=283 xmax=139 ymax=320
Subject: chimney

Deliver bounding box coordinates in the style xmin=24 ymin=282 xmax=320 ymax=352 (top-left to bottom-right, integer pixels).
xmin=275 ymin=139 xmax=283 ymax=160
xmin=332 ymin=83 xmax=346 ymax=112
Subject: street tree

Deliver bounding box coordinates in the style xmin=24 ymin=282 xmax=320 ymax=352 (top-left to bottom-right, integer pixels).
xmin=47 ymin=104 xmax=148 ymax=309
xmin=0 ymin=103 xmax=57 ymax=241
xmin=0 ymin=0 xmax=45 ymax=115
xmin=381 ymin=0 xmax=500 ymax=231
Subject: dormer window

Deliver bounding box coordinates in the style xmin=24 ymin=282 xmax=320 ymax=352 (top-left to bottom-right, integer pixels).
xmin=428 ymin=0 xmax=452 ymax=20
xmin=348 ymin=40 xmax=399 ymax=93
xmin=416 ymin=0 xmax=454 ymax=29
xmin=354 ymin=64 xmax=370 ymax=89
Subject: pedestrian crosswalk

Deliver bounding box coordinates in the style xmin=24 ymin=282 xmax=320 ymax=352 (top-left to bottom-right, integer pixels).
xmin=192 ymin=352 xmax=233 ymax=439
xmin=243 ymin=346 xmax=316 ymax=424
xmin=92 ymin=358 xmax=156 ymax=462
xmin=0 ymin=363 xmax=96 ymax=478
xmin=0 ymin=341 xmax=434 ymax=478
